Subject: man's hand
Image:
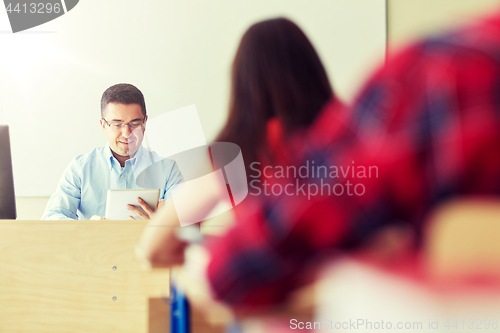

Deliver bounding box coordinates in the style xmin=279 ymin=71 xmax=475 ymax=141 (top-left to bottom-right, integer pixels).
xmin=90 ymin=215 xmax=106 ymax=220
xmin=127 ymin=197 xmax=165 ymax=220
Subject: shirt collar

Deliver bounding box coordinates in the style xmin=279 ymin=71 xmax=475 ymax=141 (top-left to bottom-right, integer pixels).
xmin=129 ymin=144 xmax=146 ymax=168
xmin=104 ymin=142 xmax=145 ymax=170
xmin=104 ymin=142 xmax=115 ymax=170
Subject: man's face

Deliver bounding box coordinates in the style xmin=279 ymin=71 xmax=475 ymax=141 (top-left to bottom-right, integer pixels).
xmin=100 ymin=103 xmax=147 ymax=159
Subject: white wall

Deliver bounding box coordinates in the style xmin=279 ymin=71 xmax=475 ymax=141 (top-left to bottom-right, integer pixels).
xmin=388 ymin=0 xmax=500 ymax=48
xmin=0 ymin=0 xmax=386 ymax=197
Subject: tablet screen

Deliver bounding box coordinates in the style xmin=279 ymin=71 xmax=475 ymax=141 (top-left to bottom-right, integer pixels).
xmin=105 ymin=189 xmax=160 ymax=220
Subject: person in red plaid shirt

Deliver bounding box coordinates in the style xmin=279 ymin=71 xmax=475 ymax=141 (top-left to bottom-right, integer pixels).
xmin=139 ymin=10 xmax=500 ymax=312
xmin=205 ymin=10 xmax=500 ymax=309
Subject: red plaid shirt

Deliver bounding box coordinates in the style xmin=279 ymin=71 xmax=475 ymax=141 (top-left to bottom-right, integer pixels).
xmin=207 ymin=10 xmax=500 ymax=309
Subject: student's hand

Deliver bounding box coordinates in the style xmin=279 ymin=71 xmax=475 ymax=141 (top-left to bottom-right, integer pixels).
xmin=136 ymin=226 xmax=188 ymax=268
xmin=127 ymin=197 xmax=164 ymax=220
xmin=136 ymin=200 xmax=188 ymax=267
xmin=90 ymin=215 xmax=106 ymax=220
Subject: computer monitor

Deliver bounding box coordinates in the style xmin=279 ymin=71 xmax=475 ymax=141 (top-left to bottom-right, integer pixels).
xmin=0 ymin=125 xmax=16 ymax=219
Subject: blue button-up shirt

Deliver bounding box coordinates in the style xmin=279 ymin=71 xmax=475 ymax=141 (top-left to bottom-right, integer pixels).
xmin=42 ymin=144 xmax=183 ymax=220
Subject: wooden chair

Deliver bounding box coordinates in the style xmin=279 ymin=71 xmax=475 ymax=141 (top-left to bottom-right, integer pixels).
xmin=425 ymin=199 xmax=500 ymax=280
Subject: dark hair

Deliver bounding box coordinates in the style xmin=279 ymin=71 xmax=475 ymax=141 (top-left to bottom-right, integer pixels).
xmin=100 ymin=83 xmax=147 ymax=118
xmin=216 ymin=18 xmax=334 ymax=177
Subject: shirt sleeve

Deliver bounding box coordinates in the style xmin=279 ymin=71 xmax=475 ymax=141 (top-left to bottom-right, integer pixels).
xmin=41 ymin=158 xmax=82 ymax=220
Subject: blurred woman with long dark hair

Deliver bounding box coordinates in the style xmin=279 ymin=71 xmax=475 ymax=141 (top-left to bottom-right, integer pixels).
xmin=217 ymin=17 xmax=335 ymax=179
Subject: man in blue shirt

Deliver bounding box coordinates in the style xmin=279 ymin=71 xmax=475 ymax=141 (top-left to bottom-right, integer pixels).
xmin=42 ymin=83 xmax=183 ymax=220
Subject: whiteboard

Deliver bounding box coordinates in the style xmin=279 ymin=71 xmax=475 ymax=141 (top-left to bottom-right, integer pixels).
xmin=0 ymin=0 xmax=387 ymax=196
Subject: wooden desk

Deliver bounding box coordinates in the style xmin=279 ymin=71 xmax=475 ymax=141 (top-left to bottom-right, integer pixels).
xmin=0 ymin=220 xmax=170 ymax=333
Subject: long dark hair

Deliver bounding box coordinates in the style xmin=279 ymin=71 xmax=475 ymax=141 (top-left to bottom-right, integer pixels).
xmin=216 ymin=17 xmax=334 ymax=178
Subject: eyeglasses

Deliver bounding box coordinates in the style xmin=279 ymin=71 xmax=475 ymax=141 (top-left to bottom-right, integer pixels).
xmin=102 ymin=118 xmax=145 ymax=131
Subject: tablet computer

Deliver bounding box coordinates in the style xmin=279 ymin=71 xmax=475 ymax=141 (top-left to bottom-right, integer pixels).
xmin=105 ymin=189 xmax=160 ymax=220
